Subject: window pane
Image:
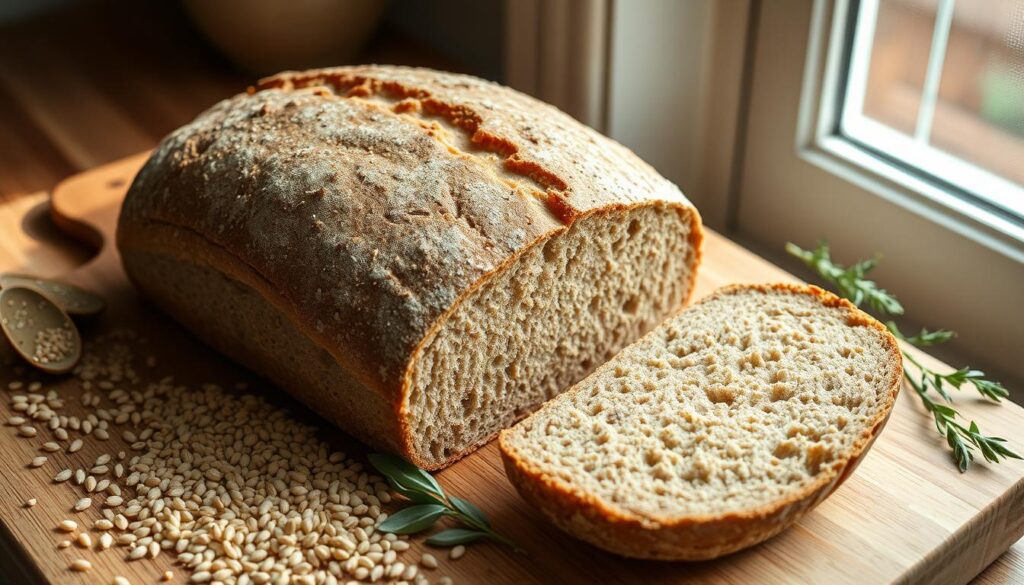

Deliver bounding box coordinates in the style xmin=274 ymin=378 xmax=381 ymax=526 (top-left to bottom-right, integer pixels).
xmin=929 ymin=0 xmax=1024 ymax=185
xmin=862 ymin=0 xmax=939 ymax=137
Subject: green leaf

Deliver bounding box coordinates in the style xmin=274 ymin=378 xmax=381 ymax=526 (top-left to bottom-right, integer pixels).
xmin=972 ymin=378 xmax=1010 ymax=402
xmin=449 ymin=496 xmax=490 ymax=528
xmin=946 ymin=426 xmax=973 ymax=473
xmin=785 ymin=241 xmax=902 ymax=316
xmin=426 ymin=528 xmax=488 ymax=547
xmin=892 ymin=325 xmax=954 ymax=348
xmin=368 ymin=453 xmax=445 ymax=499
xmin=385 ymin=477 xmax=443 ymax=505
xmin=377 ymin=504 xmax=449 ymax=535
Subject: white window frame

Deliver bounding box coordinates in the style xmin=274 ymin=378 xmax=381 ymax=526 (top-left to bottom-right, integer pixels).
xmin=739 ymin=0 xmax=1024 ymax=379
xmin=809 ymin=0 xmax=1024 ymax=260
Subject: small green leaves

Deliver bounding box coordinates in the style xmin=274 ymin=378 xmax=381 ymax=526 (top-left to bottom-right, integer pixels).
xmin=943 ymin=368 xmax=1010 ymax=402
xmin=887 ymin=321 xmax=955 ymax=347
xmin=378 ymin=504 xmax=449 ymax=534
xmin=903 ymin=366 xmax=1020 ymax=472
xmin=368 ymin=454 xmax=521 ymax=552
xmin=789 ymin=240 xmax=1019 ymax=472
xmin=426 ymin=528 xmax=489 ymax=547
xmin=946 ymin=426 xmax=973 ymax=473
xmin=786 ymin=242 xmax=903 ymax=315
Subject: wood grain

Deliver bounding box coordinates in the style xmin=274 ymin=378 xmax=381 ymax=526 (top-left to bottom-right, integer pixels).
xmin=0 ymin=155 xmax=1021 ymax=584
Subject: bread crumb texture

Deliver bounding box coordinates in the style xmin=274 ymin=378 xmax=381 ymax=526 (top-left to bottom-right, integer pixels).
xmin=501 ymin=284 xmax=901 ymax=558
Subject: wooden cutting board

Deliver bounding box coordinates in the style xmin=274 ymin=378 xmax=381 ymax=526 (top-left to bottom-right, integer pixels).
xmin=0 ymin=153 xmax=1022 ymax=585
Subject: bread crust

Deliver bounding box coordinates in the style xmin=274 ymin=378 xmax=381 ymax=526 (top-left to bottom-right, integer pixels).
xmin=498 ymin=283 xmax=902 ymax=559
xmin=117 ymin=65 xmax=702 ymax=469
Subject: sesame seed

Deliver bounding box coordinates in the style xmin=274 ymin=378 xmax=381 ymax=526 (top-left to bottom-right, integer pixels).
xmin=24 ymin=499 xmax=37 ymax=508
xmin=69 ymin=559 xmax=91 ymax=572
xmin=58 ymin=519 xmax=78 ymax=532
xmin=29 ymin=456 xmax=47 ymax=468
xmin=73 ymin=498 xmax=92 ymax=512
xmin=450 ymin=545 xmax=466 ymax=560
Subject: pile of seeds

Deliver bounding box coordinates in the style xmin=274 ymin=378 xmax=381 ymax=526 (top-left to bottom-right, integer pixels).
xmin=33 ymin=326 xmax=77 ymax=365
xmin=5 ymin=330 xmax=459 ymax=584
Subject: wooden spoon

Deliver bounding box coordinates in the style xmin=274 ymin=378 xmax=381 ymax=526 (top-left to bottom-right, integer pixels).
xmin=0 ymin=286 xmax=81 ymax=374
xmin=0 ymin=272 xmax=105 ymax=316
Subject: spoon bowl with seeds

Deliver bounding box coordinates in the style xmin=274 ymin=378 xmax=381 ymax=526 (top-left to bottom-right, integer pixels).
xmin=0 ymin=286 xmax=81 ymax=374
xmin=0 ymin=272 xmax=105 ymax=316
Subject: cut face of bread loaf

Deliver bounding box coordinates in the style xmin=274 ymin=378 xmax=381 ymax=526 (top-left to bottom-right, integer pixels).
xmin=116 ymin=65 xmax=703 ymax=470
xmin=499 ymin=284 xmax=902 ymax=560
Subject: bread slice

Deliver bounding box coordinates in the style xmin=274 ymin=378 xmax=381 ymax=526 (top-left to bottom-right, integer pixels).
xmin=499 ymin=283 xmax=902 ymax=560
xmin=117 ymin=65 xmax=702 ymax=470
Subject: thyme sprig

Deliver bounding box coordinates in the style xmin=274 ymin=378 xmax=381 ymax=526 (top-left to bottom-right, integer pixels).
xmin=787 ymin=241 xmax=1020 ymax=472
xmin=368 ymin=454 xmax=523 ymax=552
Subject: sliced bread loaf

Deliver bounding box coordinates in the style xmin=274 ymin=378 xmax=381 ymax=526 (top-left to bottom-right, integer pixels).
xmin=116 ymin=65 xmax=702 ymax=470
xmin=499 ymin=283 xmax=902 ymax=560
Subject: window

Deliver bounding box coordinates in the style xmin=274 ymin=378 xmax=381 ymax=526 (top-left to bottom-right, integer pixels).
xmin=840 ymin=0 xmax=1024 ymax=222
xmin=735 ymin=0 xmax=1024 ymax=381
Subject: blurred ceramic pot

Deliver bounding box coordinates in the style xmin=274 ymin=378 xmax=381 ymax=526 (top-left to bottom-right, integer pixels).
xmin=183 ymin=0 xmax=388 ymax=74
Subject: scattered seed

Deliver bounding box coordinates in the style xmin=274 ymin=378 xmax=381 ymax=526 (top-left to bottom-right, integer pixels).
xmin=113 ymin=577 xmax=130 ymax=585
xmin=18 ymin=425 xmax=37 ymax=437
xmin=450 ymin=545 xmax=466 ymax=560
xmin=29 ymin=456 xmax=47 ymax=468
xmin=69 ymin=559 xmax=91 ymax=572
xmin=421 ymin=553 xmax=438 ymax=569
xmin=57 ymin=540 xmax=71 ymax=549
xmin=24 ymin=499 xmax=36 ymax=508
xmin=5 ymin=332 xmax=432 ymax=584
xmin=161 ymin=571 xmax=173 ymax=581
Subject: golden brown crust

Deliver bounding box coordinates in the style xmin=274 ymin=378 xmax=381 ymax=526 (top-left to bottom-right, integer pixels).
xmin=117 ymin=65 xmax=702 ymax=469
xmin=498 ymin=283 xmax=902 ymax=559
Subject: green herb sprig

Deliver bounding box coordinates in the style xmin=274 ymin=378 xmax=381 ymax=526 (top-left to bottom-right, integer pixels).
xmin=787 ymin=241 xmax=1020 ymax=472
xmin=368 ymin=453 xmax=523 ymax=552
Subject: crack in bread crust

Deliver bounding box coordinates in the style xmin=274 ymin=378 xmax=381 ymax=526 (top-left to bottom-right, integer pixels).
xmin=257 ymin=70 xmax=577 ymax=224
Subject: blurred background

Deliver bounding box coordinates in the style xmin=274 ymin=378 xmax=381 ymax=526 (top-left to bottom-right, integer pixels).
xmin=0 ymin=0 xmax=1022 ymax=393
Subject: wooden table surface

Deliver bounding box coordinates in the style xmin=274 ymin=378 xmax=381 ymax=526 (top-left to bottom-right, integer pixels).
xmin=0 ymin=1 xmax=1019 ymax=583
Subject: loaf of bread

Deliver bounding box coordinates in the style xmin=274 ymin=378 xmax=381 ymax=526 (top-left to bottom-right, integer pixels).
xmin=116 ymin=65 xmax=703 ymax=470
xmin=500 ymin=284 xmax=902 ymax=560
